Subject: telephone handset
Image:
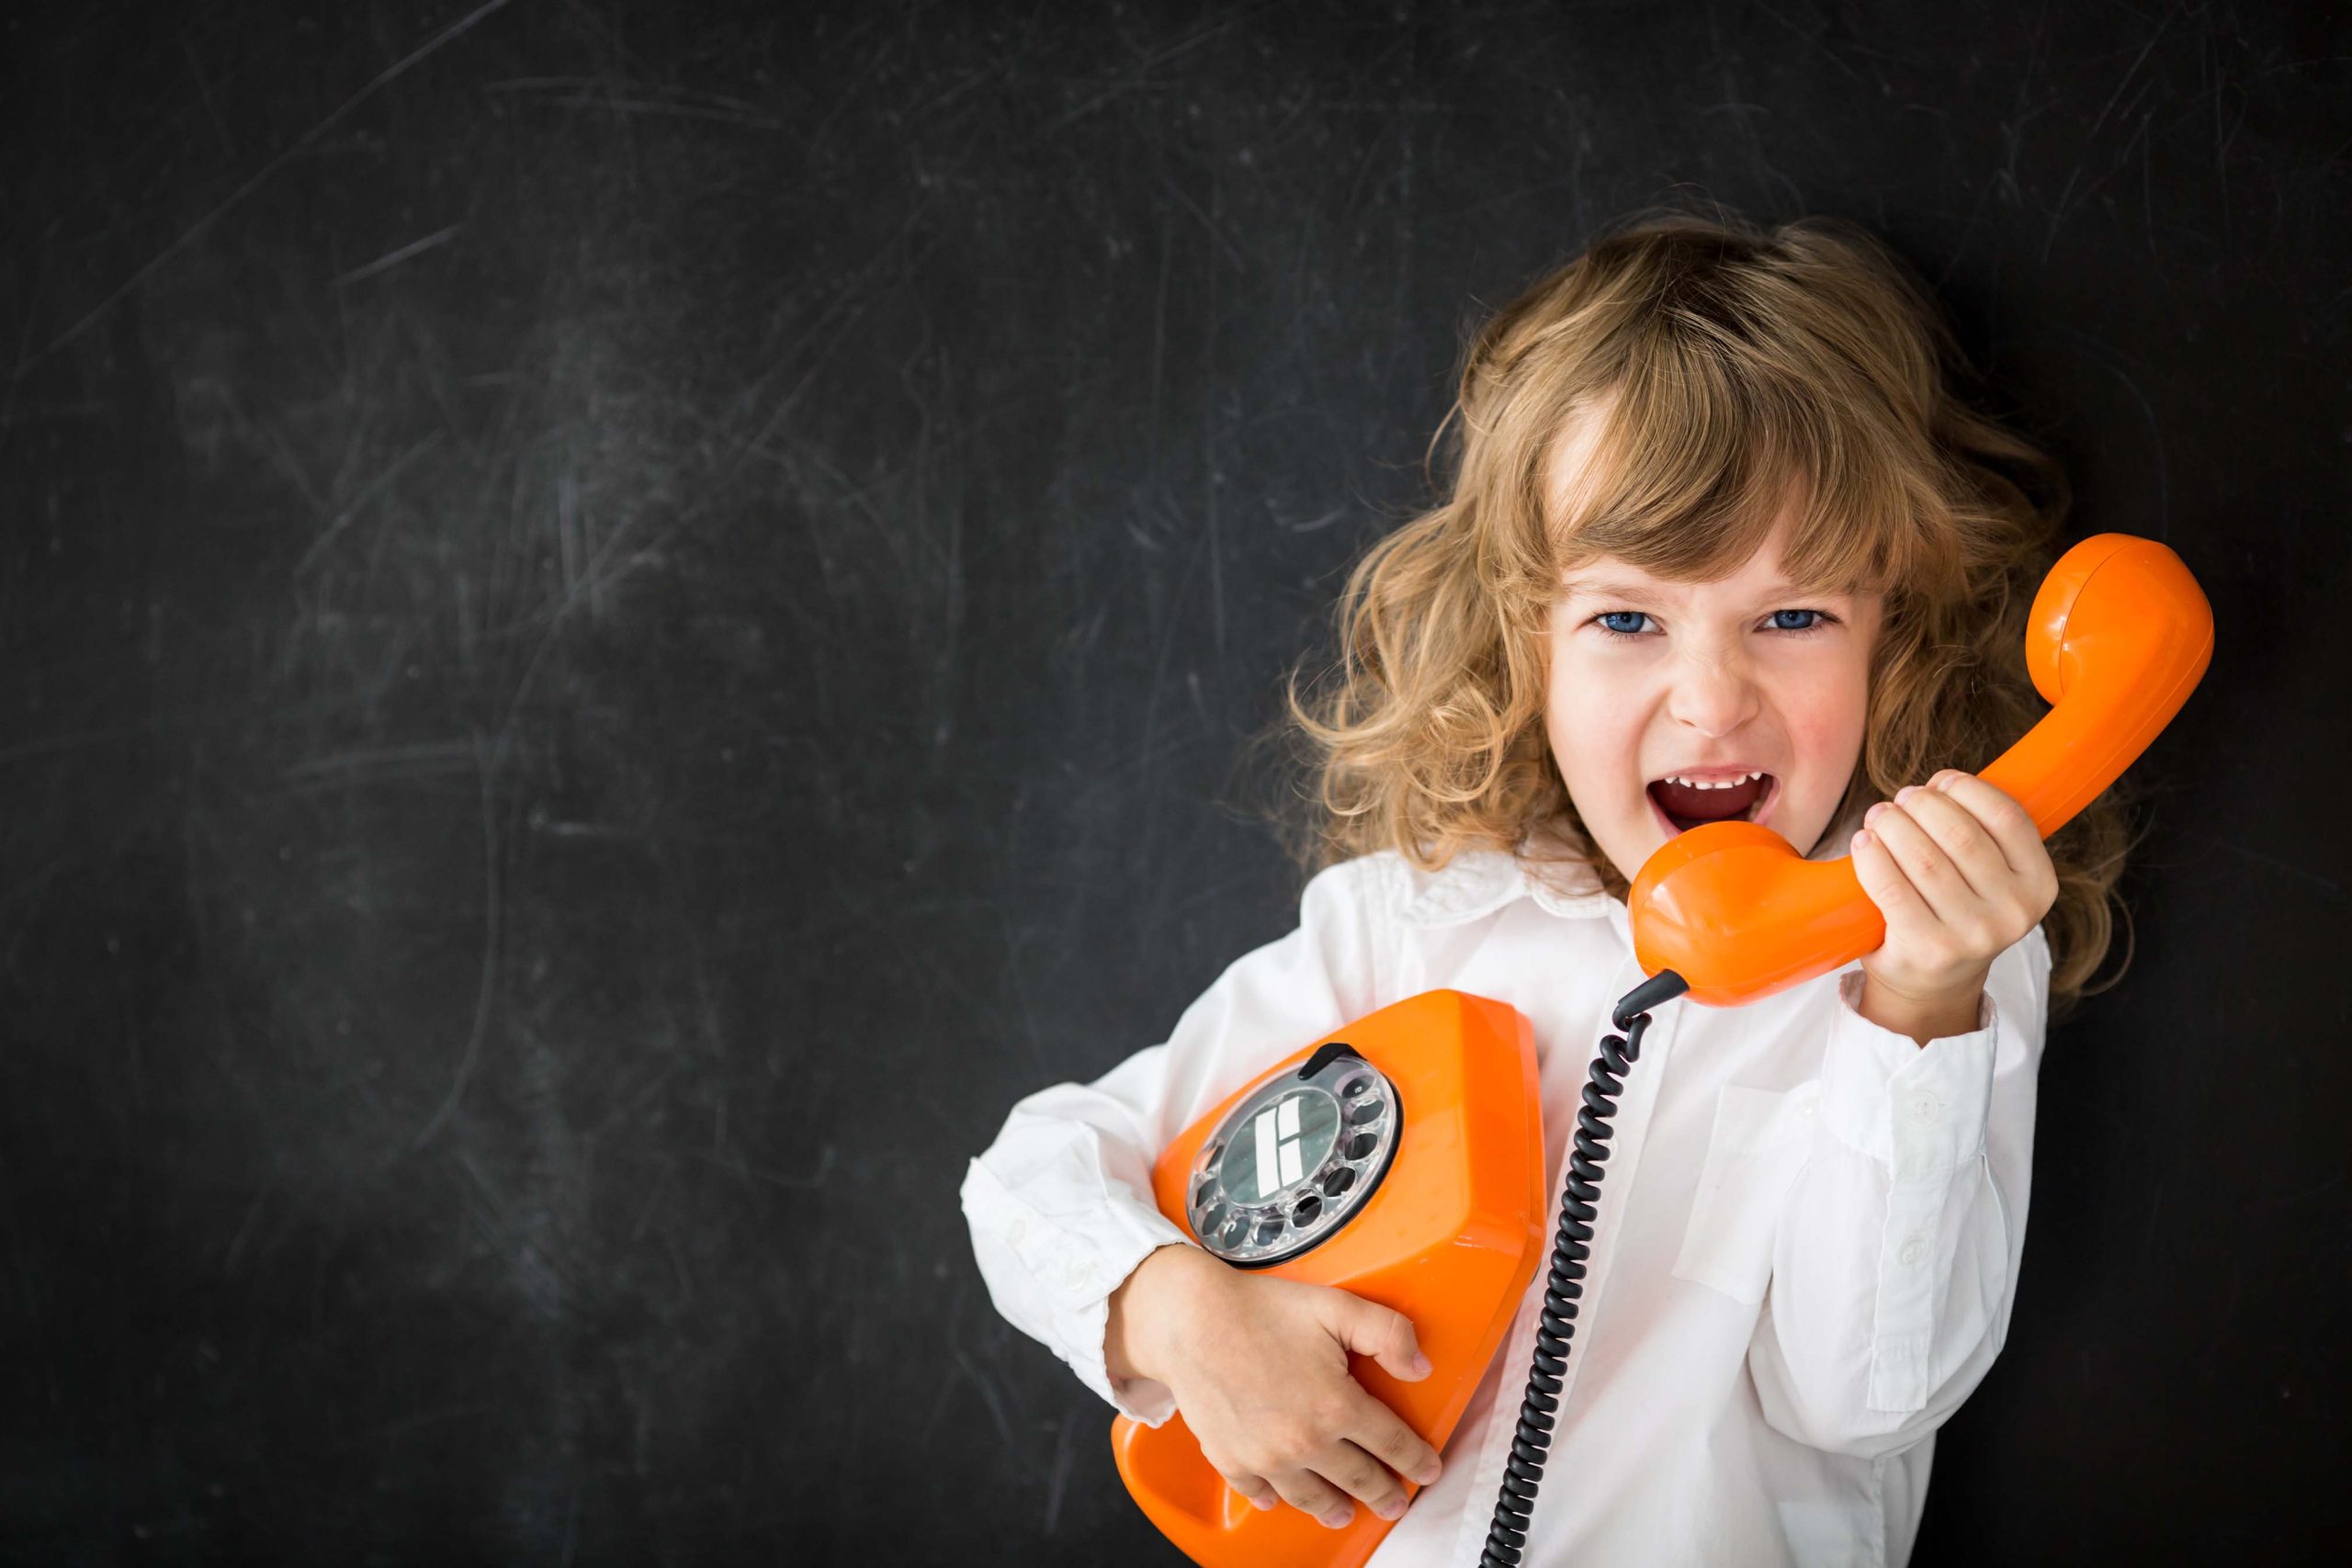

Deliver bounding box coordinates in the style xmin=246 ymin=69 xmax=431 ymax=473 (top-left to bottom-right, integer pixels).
xmin=1110 ymin=534 xmax=2212 ymax=1568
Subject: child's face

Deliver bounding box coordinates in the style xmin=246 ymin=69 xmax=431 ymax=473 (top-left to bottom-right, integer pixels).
xmin=1542 ymin=429 xmax=1883 ymax=886
xmin=1545 ymin=537 xmax=1882 ymax=884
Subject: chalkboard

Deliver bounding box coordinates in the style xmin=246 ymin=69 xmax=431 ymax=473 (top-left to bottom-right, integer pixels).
xmin=3 ymin=1 xmax=2346 ymax=1561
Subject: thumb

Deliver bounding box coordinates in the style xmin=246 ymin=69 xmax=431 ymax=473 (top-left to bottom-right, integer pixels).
xmin=1326 ymin=1292 xmax=1431 ymax=1382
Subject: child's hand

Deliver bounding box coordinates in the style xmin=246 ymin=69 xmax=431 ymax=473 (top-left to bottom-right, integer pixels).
xmin=1108 ymin=1245 xmax=1442 ymax=1529
xmin=1849 ymin=770 xmax=2058 ymax=1044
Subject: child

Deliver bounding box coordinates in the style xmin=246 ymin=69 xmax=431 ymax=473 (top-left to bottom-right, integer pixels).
xmin=959 ymin=207 xmax=2129 ymax=1566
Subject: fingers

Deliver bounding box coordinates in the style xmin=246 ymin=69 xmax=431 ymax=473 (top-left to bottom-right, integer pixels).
xmin=1273 ymin=1436 xmax=1411 ymax=1528
xmin=1198 ymin=1286 xmax=1444 ymax=1531
xmin=1347 ymin=1393 xmax=1444 ymax=1491
xmin=1849 ymin=817 xmax=1938 ymax=935
xmin=1214 ymin=1467 xmax=1278 ymax=1512
xmin=1330 ymin=1295 xmax=1431 ymax=1382
xmin=1865 ymin=773 xmax=2058 ymax=938
xmin=1207 ymin=1364 xmax=1442 ymax=1532
xmin=1220 ymin=1433 xmax=1371 ymax=1530
xmin=1871 ymin=789 xmax=2004 ymax=911
xmin=1929 ymin=771 xmax=2058 ymax=913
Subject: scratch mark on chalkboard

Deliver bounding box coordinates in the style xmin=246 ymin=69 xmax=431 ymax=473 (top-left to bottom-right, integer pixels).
xmin=221 ymin=1185 xmax=270 ymax=1273
xmin=723 ymin=200 xmax=939 ymax=486
xmin=18 ymin=0 xmax=515 ymax=378
xmin=1024 ymin=4 xmax=1268 ymax=141
xmin=350 ymin=1402 xmax=501 ymax=1446
xmin=693 ymin=1142 xmax=837 ymax=1190
xmin=2277 ymin=1172 xmax=2346 ymax=1206
xmin=952 ymin=1344 xmax=1019 ymax=1451
xmin=1148 ymin=214 xmax=1172 ymax=489
xmin=1154 ymin=165 xmax=1246 ymax=272
xmin=334 ymin=224 xmax=466 ymax=288
xmin=282 ymin=739 xmax=475 ymax=789
xmin=2041 ymin=14 xmax=2170 ymax=265
xmin=479 ymin=78 xmax=786 ymax=131
xmin=559 ymin=1483 xmax=583 ymax=1568
xmin=0 ymin=721 xmax=148 ymax=767
xmin=2046 ymin=327 xmax=2169 ymax=540
xmin=1043 ymin=1415 xmax=1077 ymax=1534
xmin=180 ymin=37 xmax=236 ymax=160
xmin=292 ymin=433 xmax=447 ymax=578
xmin=411 ymin=734 xmax=503 ymax=1148
xmin=1991 ymin=0 xmax=2055 ymax=216
xmin=1745 ymin=0 xmax=1863 ymax=84
xmin=2169 ymin=826 xmax=2344 ymax=899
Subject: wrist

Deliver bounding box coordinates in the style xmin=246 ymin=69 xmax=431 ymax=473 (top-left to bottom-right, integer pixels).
xmin=1857 ymin=970 xmax=1986 ymax=1047
xmin=1104 ymin=1243 xmax=1214 ymax=1384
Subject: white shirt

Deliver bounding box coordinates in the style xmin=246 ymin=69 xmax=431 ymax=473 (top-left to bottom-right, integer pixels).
xmin=960 ymin=840 xmax=2050 ymax=1566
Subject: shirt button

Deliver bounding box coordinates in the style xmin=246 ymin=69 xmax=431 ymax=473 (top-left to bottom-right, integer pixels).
xmin=1904 ymin=1089 xmax=1941 ymax=1127
xmin=1899 ymin=1235 xmax=1928 ymax=1266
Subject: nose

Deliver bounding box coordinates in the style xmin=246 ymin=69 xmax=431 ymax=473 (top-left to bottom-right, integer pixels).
xmin=1666 ymin=646 xmax=1760 ymax=738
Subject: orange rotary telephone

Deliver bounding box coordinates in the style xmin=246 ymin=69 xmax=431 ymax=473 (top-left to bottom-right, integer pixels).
xmin=1110 ymin=534 xmax=2212 ymax=1568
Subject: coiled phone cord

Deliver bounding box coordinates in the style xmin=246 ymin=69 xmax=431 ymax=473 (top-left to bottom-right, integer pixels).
xmin=1480 ymin=967 xmax=1690 ymax=1567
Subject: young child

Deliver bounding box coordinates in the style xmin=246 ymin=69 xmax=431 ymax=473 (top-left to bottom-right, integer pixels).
xmin=959 ymin=208 xmax=2129 ymax=1566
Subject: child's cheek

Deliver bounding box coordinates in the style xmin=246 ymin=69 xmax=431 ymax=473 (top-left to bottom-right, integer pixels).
xmin=1544 ymin=644 xmax=1656 ymax=873
xmin=1777 ymin=659 xmax=1872 ymax=850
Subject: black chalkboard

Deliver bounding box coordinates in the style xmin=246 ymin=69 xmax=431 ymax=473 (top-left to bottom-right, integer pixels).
xmin=4 ymin=1 xmax=2346 ymax=1562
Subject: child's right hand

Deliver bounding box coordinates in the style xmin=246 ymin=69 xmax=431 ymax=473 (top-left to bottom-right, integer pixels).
xmin=1106 ymin=1244 xmax=1444 ymax=1530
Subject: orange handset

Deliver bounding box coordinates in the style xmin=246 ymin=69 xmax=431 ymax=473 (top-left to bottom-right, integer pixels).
xmin=1112 ymin=535 xmax=2212 ymax=1568
xmin=1630 ymin=532 xmax=2214 ymax=1006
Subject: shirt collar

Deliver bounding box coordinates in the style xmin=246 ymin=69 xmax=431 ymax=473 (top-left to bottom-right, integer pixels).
xmin=1388 ymin=845 xmax=1615 ymax=929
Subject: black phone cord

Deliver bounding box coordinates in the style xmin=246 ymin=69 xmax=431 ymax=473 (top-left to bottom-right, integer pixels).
xmin=1479 ymin=968 xmax=1689 ymax=1567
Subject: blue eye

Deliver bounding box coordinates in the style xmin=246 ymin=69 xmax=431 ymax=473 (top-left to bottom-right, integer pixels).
xmin=1595 ymin=611 xmax=1649 ymax=637
xmin=1770 ymin=609 xmax=1827 ymax=632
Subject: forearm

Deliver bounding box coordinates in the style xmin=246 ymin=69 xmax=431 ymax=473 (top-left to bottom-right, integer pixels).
xmin=1105 ymin=1242 xmax=1214 ymax=1382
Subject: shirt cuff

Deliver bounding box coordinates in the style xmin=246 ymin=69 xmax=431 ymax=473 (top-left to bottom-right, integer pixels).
xmin=959 ymin=1157 xmax=1198 ymax=1424
xmin=1819 ymin=969 xmax=1997 ymax=1180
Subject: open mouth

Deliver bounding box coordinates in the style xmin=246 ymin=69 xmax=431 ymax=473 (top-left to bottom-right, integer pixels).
xmin=1647 ymin=772 xmax=1777 ymax=836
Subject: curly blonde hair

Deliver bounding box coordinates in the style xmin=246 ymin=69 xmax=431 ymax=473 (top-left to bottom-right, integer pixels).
xmin=1274 ymin=205 xmax=2134 ymax=1006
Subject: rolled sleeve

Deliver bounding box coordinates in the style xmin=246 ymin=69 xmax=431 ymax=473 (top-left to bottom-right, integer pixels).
xmin=960 ymin=1135 xmax=1195 ymax=1422
xmin=958 ymin=857 xmax=1391 ymax=1426
xmin=1750 ymin=926 xmax=2051 ymax=1454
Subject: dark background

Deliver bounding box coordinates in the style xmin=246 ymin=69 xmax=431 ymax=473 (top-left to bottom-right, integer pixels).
xmin=5 ymin=0 xmax=2346 ymax=1562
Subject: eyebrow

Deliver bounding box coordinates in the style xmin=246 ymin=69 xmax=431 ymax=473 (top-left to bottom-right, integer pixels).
xmin=1559 ymin=578 xmax=1675 ymax=603
xmin=1559 ymin=576 xmax=1838 ymax=603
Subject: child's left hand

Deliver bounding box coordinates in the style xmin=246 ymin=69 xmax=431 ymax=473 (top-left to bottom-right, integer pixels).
xmin=1849 ymin=770 xmax=2058 ymax=1044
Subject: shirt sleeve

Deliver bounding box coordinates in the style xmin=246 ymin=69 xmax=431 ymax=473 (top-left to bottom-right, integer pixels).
xmin=1745 ymin=923 xmax=2052 ymax=1460
xmin=957 ymin=855 xmax=1392 ymax=1426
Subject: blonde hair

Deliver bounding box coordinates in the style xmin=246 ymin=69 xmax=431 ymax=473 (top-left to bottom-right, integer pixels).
xmin=1273 ymin=204 xmax=2134 ymax=1007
